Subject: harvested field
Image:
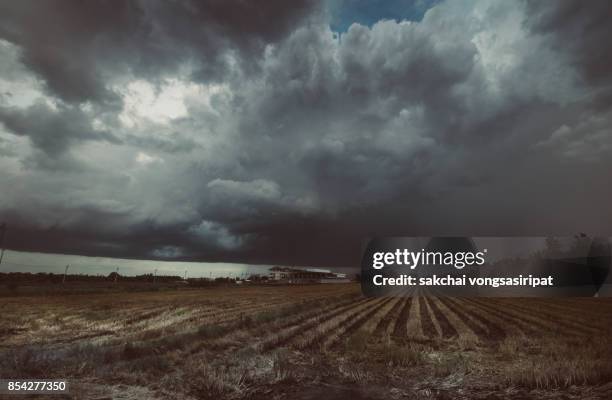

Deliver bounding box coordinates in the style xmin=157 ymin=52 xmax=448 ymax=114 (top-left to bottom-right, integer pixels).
xmin=1 ymin=284 xmax=611 ymax=399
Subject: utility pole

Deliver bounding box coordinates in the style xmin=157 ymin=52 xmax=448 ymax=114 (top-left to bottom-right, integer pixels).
xmin=0 ymin=223 xmax=6 ymax=265
xmin=153 ymin=268 xmax=157 ymax=284
xmin=63 ymin=264 xmax=69 ymax=284
xmin=184 ymin=269 xmax=188 ymax=280
xmin=114 ymin=266 xmax=119 ymax=284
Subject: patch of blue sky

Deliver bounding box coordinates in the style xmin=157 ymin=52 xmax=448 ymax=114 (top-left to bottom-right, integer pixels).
xmin=328 ymin=0 xmax=441 ymax=32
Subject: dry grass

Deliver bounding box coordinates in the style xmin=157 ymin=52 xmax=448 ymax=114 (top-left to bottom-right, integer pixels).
xmin=503 ymin=336 xmax=612 ymax=389
xmin=1 ymin=287 xmax=611 ymax=399
xmin=381 ymin=342 xmax=426 ymax=367
xmin=345 ymin=329 xmax=370 ymax=353
xmin=181 ymin=347 xmax=296 ymax=399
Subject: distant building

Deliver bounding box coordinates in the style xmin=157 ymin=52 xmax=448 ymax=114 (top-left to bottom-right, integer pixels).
xmin=269 ymin=267 xmax=350 ymax=283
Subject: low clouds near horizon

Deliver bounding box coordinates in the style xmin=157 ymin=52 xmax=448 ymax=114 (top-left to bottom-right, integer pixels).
xmin=0 ymin=0 xmax=611 ymax=268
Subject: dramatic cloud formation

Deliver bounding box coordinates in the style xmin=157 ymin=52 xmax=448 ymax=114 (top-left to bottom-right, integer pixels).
xmin=0 ymin=0 xmax=611 ymax=268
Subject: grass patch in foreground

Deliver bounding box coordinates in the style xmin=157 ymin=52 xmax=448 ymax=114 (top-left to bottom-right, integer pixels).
xmin=502 ymin=336 xmax=612 ymax=389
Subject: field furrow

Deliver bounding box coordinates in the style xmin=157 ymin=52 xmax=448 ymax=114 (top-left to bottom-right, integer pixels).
xmin=253 ymin=297 xmax=371 ymax=351
xmin=372 ymin=297 xmax=406 ymax=340
xmin=424 ymin=296 xmax=457 ymax=339
xmin=457 ymin=297 xmax=526 ymax=337
xmin=406 ymin=296 xmax=423 ymax=338
xmin=360 ymin=297 xmax=403 ymax=337
xmin=418 ymin=296 xmax=439 ymax=338
xmin=491 ymin=299 xmax=602 ymax=336
xmin=391 ymin=297 xmax=413 ymax=338
xmin=437 ymin=296 xmax=505 ymax=341
xmin=291 ymin=297 xmax=387 ymax=350
xmin=521 ymin=299 xmax=612 ymax=330
xmin=468 ymin=298 xmax=585 ymax=337
xmin=429 ymin=297 xmax=478 ymax=343
xmin=323 ymin=297 xmax=394 ymax=350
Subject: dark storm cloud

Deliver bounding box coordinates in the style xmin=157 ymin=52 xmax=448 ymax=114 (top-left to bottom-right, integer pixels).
xmin=0 ymin=0 xmax=320 ymax=104
xmin=124 ymin=132 xmax=201 ymax=154
xmin=526 ymin=0 xmax=612 ymax=87
xmin=1 ymin=0 xmax=611 ymax=269
xmin=0 ymin=102 xmax=119 ymax=156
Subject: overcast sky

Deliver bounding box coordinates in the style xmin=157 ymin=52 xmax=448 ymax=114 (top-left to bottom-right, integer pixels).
xmin=0 ymin=0 xmax=611 ymax=269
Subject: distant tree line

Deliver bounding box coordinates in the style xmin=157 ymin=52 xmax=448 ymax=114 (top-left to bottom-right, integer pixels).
xmin=0 ymin=271 xmax=270 ymax=286
xmin=0 ymin=272 xmax=182 ymax=284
